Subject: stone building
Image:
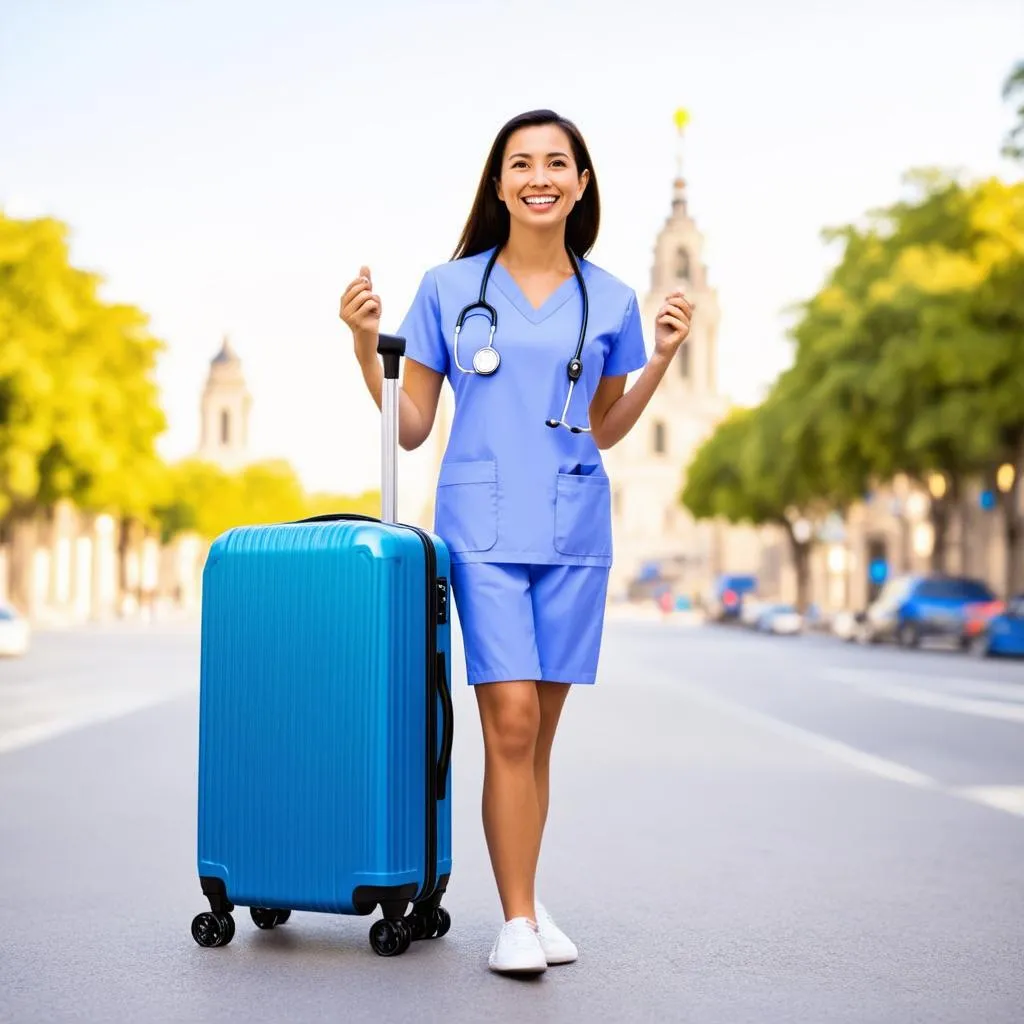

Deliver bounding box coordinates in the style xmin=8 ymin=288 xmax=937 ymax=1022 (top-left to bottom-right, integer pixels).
xmin=601 ymin=164 xmax=763 ymax=602
xmin=197 ymin=336 xmax=252 ymax=471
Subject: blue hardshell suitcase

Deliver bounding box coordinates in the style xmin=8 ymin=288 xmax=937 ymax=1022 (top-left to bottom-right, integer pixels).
xmin=191 ymin=335 xmax=454 ymax=958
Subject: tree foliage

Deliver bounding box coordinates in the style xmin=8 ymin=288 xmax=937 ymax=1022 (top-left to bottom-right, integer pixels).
xmin=153 ymin=457 xmax=383 ymax=544
xmin=0 ymin=212 xmax=166 ymax=524
xmin=680 ymin=168 xmax=1024 ymax=596
xmin=1003 ymin=59 xmax=1024 ymax=162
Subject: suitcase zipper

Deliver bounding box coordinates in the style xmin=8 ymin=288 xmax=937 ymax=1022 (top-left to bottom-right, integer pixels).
xmin=407 ymin=524 xmax=440 ymax=902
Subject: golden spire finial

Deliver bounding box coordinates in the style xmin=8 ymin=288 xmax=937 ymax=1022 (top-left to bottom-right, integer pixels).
xmin=672 ymin=107 xmax=690 ymax=194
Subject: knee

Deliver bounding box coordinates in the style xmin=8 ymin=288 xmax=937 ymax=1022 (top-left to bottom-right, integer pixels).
xmin=483 ymin=693 xmax=541 ymax=763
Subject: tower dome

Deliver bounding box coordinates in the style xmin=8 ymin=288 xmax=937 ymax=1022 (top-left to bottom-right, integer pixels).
xmin=197 ymin=335 xmax=252 ymax=471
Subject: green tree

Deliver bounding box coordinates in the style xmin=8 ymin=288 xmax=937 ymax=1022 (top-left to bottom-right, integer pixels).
xmin=681 ymin=387 xmax=829 ymax=611
xmin=1002 ymin=59 xmax=1024 ymax=162
xmin=0 ymin=212 xmax=167 ymax=609
xmin=155 ymin=458 xmax=381 ymax=546
xmin=787 ymin=172 xmax=1024 ymax=589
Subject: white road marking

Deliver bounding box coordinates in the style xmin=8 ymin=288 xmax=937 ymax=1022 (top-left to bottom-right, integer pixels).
xmin=952 ymin=786 xmax=1024 ymax=818
xmin=0 ymin=686 xmax=193 ymax=755
xmin=827 ymin=668 xmax=1024 ymax=704
xmin=672 ymin=680 xmax=938 ymax=788
xmin=673 ymin=680 xmax=1024 ymax=821
xmin=823 ymin=668 xmax=1024 ymax=725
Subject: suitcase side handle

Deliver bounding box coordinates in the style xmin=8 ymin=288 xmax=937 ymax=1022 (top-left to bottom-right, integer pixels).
xmin=436 ymin=651 xmax=454 ymax=800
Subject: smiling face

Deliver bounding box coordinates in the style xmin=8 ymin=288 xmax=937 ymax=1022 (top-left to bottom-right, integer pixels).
xmin=495 ymin=123 xmax=589 ymax=235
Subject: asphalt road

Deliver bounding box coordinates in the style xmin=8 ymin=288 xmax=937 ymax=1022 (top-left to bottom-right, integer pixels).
xmin=1 ymin=615 xmax=1022 ymax=1023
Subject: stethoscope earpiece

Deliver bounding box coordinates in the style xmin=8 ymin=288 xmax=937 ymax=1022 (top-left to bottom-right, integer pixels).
xmin=453 ymin=247 xmax=591 ymax=432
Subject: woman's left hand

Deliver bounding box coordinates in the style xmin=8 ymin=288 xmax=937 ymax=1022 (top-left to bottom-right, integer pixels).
xmin=654 ymin=290 xmax=694 ymax=358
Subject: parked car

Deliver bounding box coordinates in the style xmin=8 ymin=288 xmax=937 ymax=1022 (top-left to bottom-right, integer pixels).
xmin=971 ymin=595 xmax=1024 ymax=658
xmin=0 ymin=602 xmax=30 ymax=657
xmin=960 ymin=598 xmax=1006 ymax=648
xmin=755 ymin=603 xmax=803 ymax=635
xmin=832 ymin=609 xmax=868 ymax=642
xmin=862 ymin=574 xmax=996 ymax=647
xmin=740 ymin=598 xmax=766 ymax=627
xmin=708 ymin=574 xmax=758 ymax=623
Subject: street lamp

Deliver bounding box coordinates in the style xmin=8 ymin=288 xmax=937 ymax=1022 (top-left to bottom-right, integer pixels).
xmin=996 ymin=463 xmax=1015 ymax=494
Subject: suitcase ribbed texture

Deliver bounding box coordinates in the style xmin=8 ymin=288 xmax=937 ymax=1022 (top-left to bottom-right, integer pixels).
xmin=197 ymin=519 xmax=441 ymax=914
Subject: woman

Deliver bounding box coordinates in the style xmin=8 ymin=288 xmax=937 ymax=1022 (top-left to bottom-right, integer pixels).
xmin=339 ymin=109 xmax=692 ymax=975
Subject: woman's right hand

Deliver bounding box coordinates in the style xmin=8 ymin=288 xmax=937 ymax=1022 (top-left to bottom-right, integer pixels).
xmin=339 ymin=265 xmax=381 ymax=366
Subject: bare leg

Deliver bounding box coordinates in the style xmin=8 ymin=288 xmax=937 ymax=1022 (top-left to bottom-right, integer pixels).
xmin=534 ymin=682 xmax=571 ymax=837
xmin=474 ymin=681 xmax=542 ymax=923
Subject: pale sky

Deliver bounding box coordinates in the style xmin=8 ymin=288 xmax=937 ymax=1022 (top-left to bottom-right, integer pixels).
xmin=2 ymin=0 xmax=1021 ymax=501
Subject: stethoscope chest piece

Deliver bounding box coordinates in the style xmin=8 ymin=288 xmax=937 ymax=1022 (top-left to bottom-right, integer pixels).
xmin=472 ymin=345 xmax=500 ymax=375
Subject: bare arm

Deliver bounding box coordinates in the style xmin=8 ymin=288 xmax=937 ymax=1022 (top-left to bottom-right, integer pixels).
xmin=357 ymin=337 xmax=444 ymax=451
xmin=590 ymin=289 xmax=693 ymax=449
xmin=589 ymin=351 xmax=673 ymax=449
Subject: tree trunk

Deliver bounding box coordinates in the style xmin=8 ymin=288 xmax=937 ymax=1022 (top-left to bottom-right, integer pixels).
xmin=930 ymin=500 xmax=949 ymax=574
xmin=899 ymin=514 xmax=912 ymax=573
xmin=1006 ymin=500 xmax=1021 ymax=598
xmin=783 ymin=523 xmax=812 ymax=612
xmin=3 ymin=512 xmax=39 ymax=615
xmin=1004 ymin=451 xmax=1024 ymax=598
xmin=957 ymin=495 xmax=970 ymax=577
xmin=117 ymin=515 xmax=133 ymax=615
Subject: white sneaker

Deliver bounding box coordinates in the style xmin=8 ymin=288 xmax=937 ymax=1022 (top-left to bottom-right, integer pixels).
xmin=487 ymin=917 xmax=547 ymax=975
xmin=535 ymin=902 xmax=579 ymax=965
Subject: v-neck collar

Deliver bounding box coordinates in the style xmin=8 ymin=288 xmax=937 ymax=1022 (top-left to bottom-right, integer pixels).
xmin=488 ymin=252 xmax=585 ymax=325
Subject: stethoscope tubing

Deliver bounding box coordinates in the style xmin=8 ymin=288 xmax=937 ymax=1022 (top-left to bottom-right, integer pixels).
xmin=452 ymin=247 xmax=591 ymax=432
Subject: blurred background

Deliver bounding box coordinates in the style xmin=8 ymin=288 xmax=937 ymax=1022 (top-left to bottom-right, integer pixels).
xmin=1 ymin=0 xmax=1022 ymax=652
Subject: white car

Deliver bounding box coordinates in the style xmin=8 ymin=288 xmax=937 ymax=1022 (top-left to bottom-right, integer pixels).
xmin=741 ymin=599 xmax=765 ymax=627
xmin=0 ymin=602 xmax=31 ymax=657
xmin=756 ymin=604 xmax=804 ymax=635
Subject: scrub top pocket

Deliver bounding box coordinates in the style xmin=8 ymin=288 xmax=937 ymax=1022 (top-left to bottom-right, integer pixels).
xmin=553 ymin=472 xmax=612 ymax=558
xmin=435 ymin=459 xmax=499 ymax=554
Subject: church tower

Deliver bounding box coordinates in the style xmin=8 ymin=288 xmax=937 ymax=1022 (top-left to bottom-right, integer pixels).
xmin=197 ymin=335 xmax=252 ymax=471
xmin=641 ymin=108 xmax=720 ymax=402
xmin=602 ymin=109 xmax=729 ymax=599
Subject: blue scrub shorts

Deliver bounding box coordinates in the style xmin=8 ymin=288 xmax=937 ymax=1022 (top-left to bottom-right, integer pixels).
xmin=450 ymin=562 xmax=611 ymax=685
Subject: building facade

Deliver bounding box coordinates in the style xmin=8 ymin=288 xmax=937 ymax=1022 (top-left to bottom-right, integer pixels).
xmin=601 ymin=169 xmax=767 ymax=601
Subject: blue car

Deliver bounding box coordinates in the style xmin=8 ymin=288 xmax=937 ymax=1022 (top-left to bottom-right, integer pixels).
xmin=709 ymin=574 xmax=758 ymax=623
xmin=863 ymin=574 xmax=996 ymax=648
xmin=973 ymin=594 xmax=1024 ymax=658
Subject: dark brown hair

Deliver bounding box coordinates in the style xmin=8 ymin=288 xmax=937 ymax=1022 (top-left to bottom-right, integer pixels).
xmin=451 ymin=109 xmax=601 ymax=261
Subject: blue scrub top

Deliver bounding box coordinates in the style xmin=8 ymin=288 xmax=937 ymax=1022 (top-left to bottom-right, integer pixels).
xmin=397 ymin=247 xmax=648 ymax=568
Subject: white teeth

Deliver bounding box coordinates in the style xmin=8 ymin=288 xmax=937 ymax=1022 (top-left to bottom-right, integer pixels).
xmin=524 ymin=196 xmax=557 ymax=205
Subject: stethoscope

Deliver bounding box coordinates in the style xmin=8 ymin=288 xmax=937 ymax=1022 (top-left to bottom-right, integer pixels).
xmin=452 ymin=246 xmax=591 ymax=434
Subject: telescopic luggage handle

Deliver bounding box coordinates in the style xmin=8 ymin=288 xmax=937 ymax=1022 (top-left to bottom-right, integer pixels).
xmin=377 ymin=334 xmax=405 ymax=525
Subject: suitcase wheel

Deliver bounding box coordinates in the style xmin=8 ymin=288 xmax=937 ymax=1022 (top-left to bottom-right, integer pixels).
xmin=403 ymin=905 xmax=452 ymax=943
xmin=369 ymin=918 xmax=412 ymax=957
xmin=191 ymin=911 xmax=235 ymax=948
xmin=408 ymin=906 xmax=450 ymax=940
xmin=250 ymin=907 xmax=291 ymax=930
xmin=431 ymin=907 xmax=451 ymax=939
